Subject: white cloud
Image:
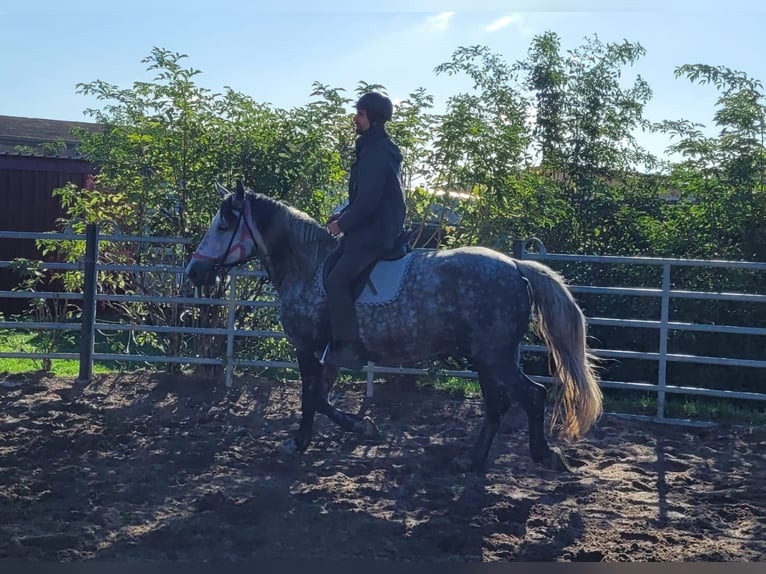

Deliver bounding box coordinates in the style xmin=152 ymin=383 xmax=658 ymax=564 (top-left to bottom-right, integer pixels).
xmin=485 ymin=14 xmax=520 ymax=33
xmin=423 ymin=11 xmax=454 ymax=31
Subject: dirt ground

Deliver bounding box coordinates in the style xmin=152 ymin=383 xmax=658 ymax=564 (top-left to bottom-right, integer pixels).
xmin=0 ymin=370 xmax=764 ymax=562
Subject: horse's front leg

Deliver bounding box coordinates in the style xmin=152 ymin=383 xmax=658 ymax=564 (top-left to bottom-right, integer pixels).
xmin=315 ymin=366 xmax=381 ymax=441
xmin=288 ymin=348 xmax=323 ymax=453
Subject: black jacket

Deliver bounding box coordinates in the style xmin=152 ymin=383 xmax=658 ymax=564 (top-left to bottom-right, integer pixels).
xmin=336 ymin=125 xmax=406 ymax=250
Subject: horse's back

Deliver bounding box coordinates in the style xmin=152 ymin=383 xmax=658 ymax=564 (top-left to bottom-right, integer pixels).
xmin=429 ymin=245 xmax=517 ymax=265
xmin=413 ymin=245 xmax=524 ymax=290
xmin=357 ymin=245 xmax=531 ymax=363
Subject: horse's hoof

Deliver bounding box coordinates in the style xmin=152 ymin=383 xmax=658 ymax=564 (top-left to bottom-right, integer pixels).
xmin=277 ymin=437 xmax=301 ymax=456
xmin=452 ymin=456 xmax=472 ymax=473
xmin=451 ymin=455 xmax=485 ymax=474
xmin=546 ymin=448 xmax=572 ymax=472
xmin=361 ymin=416 xmax=382 ymax=441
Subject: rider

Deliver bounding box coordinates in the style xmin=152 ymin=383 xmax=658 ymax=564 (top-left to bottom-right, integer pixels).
xmin=323 ymin=91 xmax=407 ymax=370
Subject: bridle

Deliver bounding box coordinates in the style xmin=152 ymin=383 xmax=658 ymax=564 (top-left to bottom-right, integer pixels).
xmin=218 ymin=199 xmax=261 ymax=273
xmin=192 ymin=196 xmax=261 ymax=280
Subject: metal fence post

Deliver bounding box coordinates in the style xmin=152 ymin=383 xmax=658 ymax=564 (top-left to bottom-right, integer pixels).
xmin=657 ymin=262 xmax=671 ymax=420
xmin=512 ymin=239 xmax=523 ymax=260
xmin=77 ymin=223 xmax=99 ymax=383
xmin=366 ymin=362 xmax=374 ymax=398
xmin=225 ymin=272 xmax=237 ymax=387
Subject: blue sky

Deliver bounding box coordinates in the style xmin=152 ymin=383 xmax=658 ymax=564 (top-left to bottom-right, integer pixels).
xmin=1 ymin=0 xmax=764 ymax=158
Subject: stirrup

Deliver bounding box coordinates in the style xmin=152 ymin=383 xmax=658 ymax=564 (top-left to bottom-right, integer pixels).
xmin=318 ymin=342 xmax=331 ymax=366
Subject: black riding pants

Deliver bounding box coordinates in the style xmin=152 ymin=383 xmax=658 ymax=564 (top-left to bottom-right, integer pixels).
xmin=325 ymin=247 xmax=379 ymax=342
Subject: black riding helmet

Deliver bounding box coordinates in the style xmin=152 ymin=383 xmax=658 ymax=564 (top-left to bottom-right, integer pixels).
xmin=355 ymin=91 xmax=393 ymax=125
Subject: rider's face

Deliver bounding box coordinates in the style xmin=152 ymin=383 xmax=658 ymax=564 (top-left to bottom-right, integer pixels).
xmin=354 ymin=108 xmax=371 ymax=134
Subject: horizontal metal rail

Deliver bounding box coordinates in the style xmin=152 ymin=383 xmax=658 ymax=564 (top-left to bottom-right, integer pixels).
xmin=0 ymin=352 xmax=79 ymax=361
xmin=0 ymin=261 xmax=81 ymax=272
xmin=0 ymin=230 xmax=191 ymax=244
xmin=524 ymin=250 xmax=766 ymax=271
xmin=0 ymin=290 xmax=280 ymax=308
xmin=0 ymin=291 xmax=84 ymax=301
xmin=91 ymin=353 xmax=221 ymax=366
xmin=520 ymin=374 xmax=766 ymax=401
xmin=0 ymin=321 xmax=81 ymax=330
xmin=588 ymin=317 xmax=766 ymax=336
xmin=572 ymin=285 xmax=766 ymax=303
xmin=521 ymin=342 xmax=766 ymax=369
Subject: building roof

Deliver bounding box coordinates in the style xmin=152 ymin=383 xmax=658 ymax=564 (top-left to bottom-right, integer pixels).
xmin=0 ymin=115 xmax=100 ymax=158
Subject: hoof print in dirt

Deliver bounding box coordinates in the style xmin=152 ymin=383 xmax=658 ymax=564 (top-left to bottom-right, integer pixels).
xmin=57 ymin=381 xmax=90 ymax=403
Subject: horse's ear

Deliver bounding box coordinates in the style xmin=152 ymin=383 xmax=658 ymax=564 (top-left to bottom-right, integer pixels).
xmin=235 ymin=180 xmax=245 ymax=202
xmin=215 ymin=182 xmax=229 ymax=198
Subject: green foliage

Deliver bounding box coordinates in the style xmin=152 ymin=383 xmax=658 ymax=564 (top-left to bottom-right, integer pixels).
xmin=654 ymin=64 xmax=766 ymax=260
xmin=6 ymin=258 xmax=79 ymax=372
xmin=38 ymin=48 xmax=346 ymax=373
xmin=384 ymin=87 xmax=438 ymax=193
xmin=433 ymin=45 xmax=531 ymax=198
xmin=7 ymin=35 xmax=766 ymax=420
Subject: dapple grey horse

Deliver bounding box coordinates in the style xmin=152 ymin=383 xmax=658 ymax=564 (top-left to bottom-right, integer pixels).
xmin=185 ymin=182 xmax=603 ymax=472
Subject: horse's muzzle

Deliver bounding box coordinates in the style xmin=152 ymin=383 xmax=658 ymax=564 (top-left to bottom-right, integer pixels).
xmin=185 ymin=260 xmax=216 ymax=287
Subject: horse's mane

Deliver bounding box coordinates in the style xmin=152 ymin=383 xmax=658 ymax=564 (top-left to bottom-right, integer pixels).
xmin=242 ymin=192 xmax=336 ymax=278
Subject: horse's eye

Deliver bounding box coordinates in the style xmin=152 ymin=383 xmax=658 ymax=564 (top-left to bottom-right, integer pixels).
xmin=217 ymin=222 xmax=229 ymax=232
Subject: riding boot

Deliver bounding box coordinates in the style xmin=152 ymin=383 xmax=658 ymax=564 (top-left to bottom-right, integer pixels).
xmin=323 ymin=248 xmax=376 ymax=371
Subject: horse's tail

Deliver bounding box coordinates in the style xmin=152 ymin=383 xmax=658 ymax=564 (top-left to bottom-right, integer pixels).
xmin=516 ymin=259 xmax=603 ymax=442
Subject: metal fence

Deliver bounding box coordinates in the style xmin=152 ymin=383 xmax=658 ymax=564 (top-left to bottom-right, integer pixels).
xmin=1 ymin=227 xmax=765 ymax=428
xmin=515 ymin=238 xmax=766 ymax=424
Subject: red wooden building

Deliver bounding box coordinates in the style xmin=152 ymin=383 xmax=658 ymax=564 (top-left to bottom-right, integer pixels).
xmin=0 ymin=115 xmax=99 ymax=314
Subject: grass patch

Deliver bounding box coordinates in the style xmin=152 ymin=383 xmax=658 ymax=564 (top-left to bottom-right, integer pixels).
xmin=0 ymin=328 xmax=180 ymax=378
xmin=0 ymin=330 xmax=114 ymax=377
xmin=664 ymin=394 xmax=766 ymax=426
xmin=425 ymin=375 xmax=481 ymax=398
xmin=602 ymin=388 xmax=657 ymax=417
xmin=0 ymin=357 xmax=113 ymax=378
xmin=600 ymin=387 xmax=766 ymax=426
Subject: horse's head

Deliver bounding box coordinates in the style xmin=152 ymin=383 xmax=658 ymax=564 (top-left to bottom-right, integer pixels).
xmin=185 ymin=180 xmax=265 ymax=287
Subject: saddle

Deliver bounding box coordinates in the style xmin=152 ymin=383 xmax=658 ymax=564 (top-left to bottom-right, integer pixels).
xmin=322 ymin=230 xmax=412 ymax=300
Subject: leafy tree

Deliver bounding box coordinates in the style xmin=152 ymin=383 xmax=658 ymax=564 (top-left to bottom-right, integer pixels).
xmin=562 ymin=35 xmax=656 ymax=184
xmin=431 ymin=45 xmax=532 ymax=246
xmin=674 ymin=64 xmax=766 ymax=191
xmin=40 ymin=48 xmax=354 ymax=373
xmin=430 ymin=35 xmax=659 ymax=252
xmin=658 ymin=64 xmax=766 ymax=260
xmin=14 ymin=37 xmax=765 ymax=401
xmin=521 ymin=31 xmax=568 ymax=171
xmin=434 ymin=45 xmax=532 ymax=192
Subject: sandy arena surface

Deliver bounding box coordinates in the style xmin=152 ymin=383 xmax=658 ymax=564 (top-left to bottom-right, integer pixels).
xmin=1 ymin=370 xmax=764 ymax=562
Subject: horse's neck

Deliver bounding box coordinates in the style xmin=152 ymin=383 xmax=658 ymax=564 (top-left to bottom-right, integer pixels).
xmin=269 ymin=247 xmax=328 ymax=294
xmin=258 ymin=200 xmax=334 ymax=295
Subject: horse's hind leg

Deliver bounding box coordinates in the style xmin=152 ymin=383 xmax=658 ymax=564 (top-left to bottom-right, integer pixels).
xmin=505 ymin=366 xmax=570 ymax=471
xmin=464 ymin=369 xmax=513 ymax=472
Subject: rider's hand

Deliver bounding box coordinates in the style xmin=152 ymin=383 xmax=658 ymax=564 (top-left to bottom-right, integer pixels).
xmin=327 ymin=220 xmax=342 ymax=237
xmin=326 ymin=213 xmax=340 ymax=225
